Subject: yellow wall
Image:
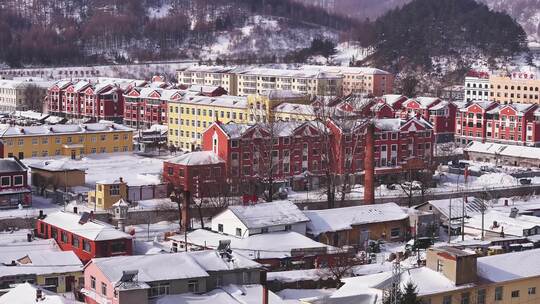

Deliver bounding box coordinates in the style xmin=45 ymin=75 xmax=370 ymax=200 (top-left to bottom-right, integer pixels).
xmin=490 ymin=75 xmax=540 ymax=104
xmin=167 ymin=102 xmax=248 ymax=151
xmin=1 ymin=131 xmax=133 ymax=159
xmin=36 ymin=271 xmax=83 ymax=293
xmin=88 ymin=182 xmax=128 ymax=210
xmin=423 ymin=277 xmax=540 ymax=304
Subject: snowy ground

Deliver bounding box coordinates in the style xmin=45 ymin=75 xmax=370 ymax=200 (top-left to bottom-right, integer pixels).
xmin=0 ymin=196 xmax=61 ymax=220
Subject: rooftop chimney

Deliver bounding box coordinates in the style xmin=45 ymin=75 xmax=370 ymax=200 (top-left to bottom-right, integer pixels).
xmin=364 ymin=122 xmax=375 ymax=204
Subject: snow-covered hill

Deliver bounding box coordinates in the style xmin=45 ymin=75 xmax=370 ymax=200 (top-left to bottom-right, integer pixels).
xmin=478 ymin=0 xmax=540 ymax=43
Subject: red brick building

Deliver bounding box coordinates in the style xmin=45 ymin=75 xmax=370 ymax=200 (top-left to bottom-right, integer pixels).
xmin=162 ymin=151 xmax=226 ymax=196
xmin=199 ymin=117 xmax=434 ymax=190
xmin=0 ymin=158 xmax=31 ymax=209
xmin=456 ymin=101 xmax=540 ymax=146
xmin=455 ymin=101 xmax=499 ymax=145
xmin=46 ymin=80 xmax=127 ymax=122
xmin=123 ymin=87 xmax=178 ymax=129
xmin=36 ymin=211 xmax=133 ymax=263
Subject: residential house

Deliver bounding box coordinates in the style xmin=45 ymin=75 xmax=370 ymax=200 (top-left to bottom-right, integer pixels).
xmin=82 ymin=250 xmax=262 ymax=304
xmin=36 ymin=211 xmax=133 ymax=263
xmin=0 ymin=158 xmax=31 ymax=209
xmin=303 ymin=203 xmax=409 ymax=247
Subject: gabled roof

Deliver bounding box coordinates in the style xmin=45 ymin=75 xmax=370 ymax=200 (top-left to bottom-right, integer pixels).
xmin=0 ymin=158 xmax=27 ymax=173
xmin=91 ymin=250 xmax=259 ymax=284
xmin=40 ymin=211 xmax=132 ymax=241
xmin=168 ymin=151 xmax=224 ymax=166
xmin=226 ymin=201 xmax=309 ymax=229
xmin=303 ymin=203 xmax=408 ymax=236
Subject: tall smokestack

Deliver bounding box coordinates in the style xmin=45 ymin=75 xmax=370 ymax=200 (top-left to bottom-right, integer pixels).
xmin=260 ymin=271 xmax=269 ymax=304
xmin=364 ymin=122 xmax=375 ymax=204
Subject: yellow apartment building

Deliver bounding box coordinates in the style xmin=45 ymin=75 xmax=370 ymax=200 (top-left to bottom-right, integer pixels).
xmin=88 ymin=178 xmax=128 ymax=210
xmin=0 ymin=122 xmax=133 ymax=159
xmin=490 ymin=72 xmax=540 ymax=104
xmin=167 ymin=95 xmax=249 ymax=151
xmin=325 ymin=246 xmax=540 ymax=304
xmin=246 ymin=90 xmax=311 ymax=123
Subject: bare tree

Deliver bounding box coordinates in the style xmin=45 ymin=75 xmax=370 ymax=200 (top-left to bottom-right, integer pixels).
xmin=317 ymin=250 xmax=359 ymax=287
xmin=22 ymin=83 xmax=46 ymax=112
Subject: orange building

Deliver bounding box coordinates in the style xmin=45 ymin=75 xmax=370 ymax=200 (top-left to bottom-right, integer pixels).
xmin=490 ymin=72 xmax=540 ymax=104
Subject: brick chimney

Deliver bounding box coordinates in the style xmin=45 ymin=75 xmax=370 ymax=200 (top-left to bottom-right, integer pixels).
xmin=364 ymin=122 xmax=375 ymax=204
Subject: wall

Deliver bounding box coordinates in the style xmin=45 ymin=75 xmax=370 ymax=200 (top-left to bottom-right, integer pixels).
xmin=31 ymin=169 xmax=85 ymax=189
xmin=211 ymin=209 xmax=248 ymax=237
xmin=36 ymin=271 xmax=83 ymax=293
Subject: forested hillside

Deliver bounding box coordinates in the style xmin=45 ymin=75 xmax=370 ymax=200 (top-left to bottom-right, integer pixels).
xmin=0 ymin=0 xmax=358 ymax=67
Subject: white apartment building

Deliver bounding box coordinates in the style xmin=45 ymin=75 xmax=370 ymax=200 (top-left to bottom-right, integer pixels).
xmin=464 ymin=74 xmax=490 ymax=102
xmin=176 ymin=66 xmax=238 ymax=95
xmin=0 ymin=79 xmax=51 ymax=112
xmin=236 ymin=67 xmax=343 ymax=97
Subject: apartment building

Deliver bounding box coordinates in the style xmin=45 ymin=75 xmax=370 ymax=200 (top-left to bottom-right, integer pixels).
xmin=0 ymin=158 xmax=31 ymax=209
xmin=490 ymin=71 xmax=540 ymax=104
xmin=177 ymin=65 xmax=238 ymax=95
xmin=464 ymin=70 xmax=490 ymax=102
xmin=236 ymin=67 xmax=342 ymax=96
xmin=46 ymin=78 xmax=134 ymax=122
xmin=247 ymin=90 xmax=311 ymax=123
xmin=122 ymin=86 xmax=174 ymax=129
xmin=455 ymin=101 xmax=540 ymax=146
xmin=167 ymin=94 xmax=249 ymax=151
xmin=0 ymin=122 xmax=133 ymax=159
xmin=302 ymin=65 xmax=394 ymax=96
xmin=0 ymin=79 xmax=50 ymax=112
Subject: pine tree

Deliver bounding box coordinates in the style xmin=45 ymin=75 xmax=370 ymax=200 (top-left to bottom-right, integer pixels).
xmin=401 ymin=281 xmax=422 ymax=304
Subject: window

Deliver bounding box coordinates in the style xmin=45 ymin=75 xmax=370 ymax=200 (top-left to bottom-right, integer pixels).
xmin=109 ymin=184 xmax=120 ymax=196
xmin=110 ymin=241 xmax=126 ymax=253
xmin=236 ymin=228 xmax=242 ymax=236
xmin=477 ymin=289 xmax=486 ymax=304
xmin=61 ymin=231 xmax=68 ymax=243
xmin=437 ymin=259 xmax=443 ymax=272
xmin=13 ymin=175 xmax=23 ymax=186
xmin=461 ymin=292 xmax=470 ymax=304
xmin=443 ymin=295 xmax=452 ymax=304
xmin=390 ymin=228 xmax=400 ymax=238
xmin=72 ymin=236 xmax=80 ymax=248
xmin=101 ymin=282 xmax=107 ymax=296
xmin=83 ymin=239 xmax=91 ymax=252
xmin=44 ymin=277 xmax=59 ymax=292
xmin=495 ymin=286 xmax=503 ymax=301
xmin=90 ymin=276 xmax=96 ymax=289
xmin=218 ymin=224 xmax=223 ymax=232
xmin=511 ymin=290 xmax=520 ymax=298
xmin=261 ymin=227 xmax=269 ymax=233
xmin=0 ymin=176 xmax=10 ymax=187
xmin=231 ymin=140 xmax=239 ymax=148
xmin=188 ymin=280 xmax=199 ymax=293
xmin=529 ymin=287 xmax=536 ymax=295
xmin=51 ymin=228 xmax=58 ymax=240
xmin=149 ymin=282 xmax=170 ymax=298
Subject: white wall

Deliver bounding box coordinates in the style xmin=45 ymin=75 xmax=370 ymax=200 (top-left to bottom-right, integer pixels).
xmin=211 ymin=209 xmax=249 ymax=237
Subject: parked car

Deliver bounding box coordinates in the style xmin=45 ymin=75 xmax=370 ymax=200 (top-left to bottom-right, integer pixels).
xmin=520 ymin=178 xmax=532 ymax=185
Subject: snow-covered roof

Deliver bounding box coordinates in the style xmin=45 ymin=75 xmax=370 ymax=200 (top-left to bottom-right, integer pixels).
xmin=0 ymin=158 xmax=27 ymax=173
xmin=92 ymin=250 xmax=259 ymax=285
xmin=168 ymin=151 xmax=224 ymax=166
xmin=238 ymin=67 xmax=342 ymax=79
xmin=176 ymin=229 xmax=330 ymax=260
xmin=188 ymin=85 xmax=224 ymax=94
xmin=407 ymin=97 xmax=440 ymax=109
xmin=466 ymin=209 xmax=540 ymax=237
xmin=304 ymin=203 xmax=408 ymax=236
xmin=335 ymin=266 xmax=470 ymax=298
xmin=0 ymin=251 xmax=83 ymax=278
xmin=0 ymin=238 xmax=59 ymax=263
xmin=219 ymin=122 xmax=252 ymax=138
xmin=0 ymin=122 xmax=132 ymax=137
xmin=177 ymin=94 xmax=248 ymax=109
xmin=227 ymin=201 xmax=309 ymax=229
xmin=12 ymin=111 xmax=49 ymax=120
xmin=179 ymin=65 xmax=237 ymax=73
xmin=28 ymin=159 xmax=86 ymax=172
xmin=423 ymin=197 xmax=482 ymax=220
xmin=0 ymin=79 xmax=51 ymax=90
xmin=273 ymin=103 xmax=315 ymax=116
xmin=40 ymin=211 xmax=132 ymax=241
xmin=156 ymin=284 xmax=286 ymax=304
xmin=477 ymin=248 xmax=540 ymax=283
xmin=0 ymin=283 xmax=77 ymax=304
xmin=465 ymin=141 xmax=540 ymax=160
xmin=382 ymin=94 xmax=406 ymax=106
xmin=301 ymin=65 xmax=391 ymax=75
xmin=260 ymin=90 xmax=307 ymax=100
xmin=461 ymin=101 xmax=497 ymax=112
